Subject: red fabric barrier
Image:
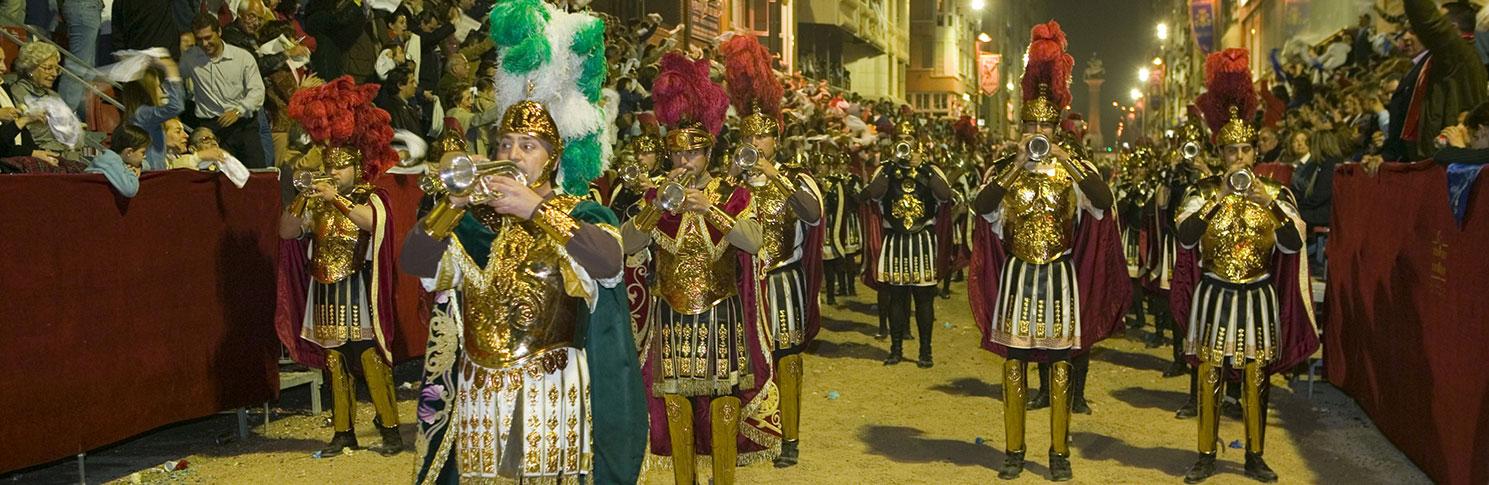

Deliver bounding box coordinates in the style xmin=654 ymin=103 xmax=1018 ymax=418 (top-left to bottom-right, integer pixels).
xmin=1253 ymin=162 xmax=1294 ymax=185
xmin=1325 ymin=162 xmax=1489 ymax=485
xmin=0 ymin=172 xmax=284 ymax=474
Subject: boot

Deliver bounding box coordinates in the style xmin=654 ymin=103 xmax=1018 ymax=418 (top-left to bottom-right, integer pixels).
xmin=1174 ymin=397 xmax=1198 ymax=419
xmin=997 ymin=450 xmax=1025 ymax=480
xmin=1163 ymin=359 xmax=1189 ymax=378
xmin=773 ymin=355 xmax=802 ymax=468
xmin=370 ymin=418 xmax=404 ymax=456
xmin=319 ymin=430 xmax=359 ymax=457
xmin=882 ymin=352 xmax=903 ymax=366
xmin=1144 ymin=332 xmax=1166 ymax=348
xmin=662 ymin=395 xmax=696 ymax=485
xmin=1183 ymin=453 xmax=1217 ymax=484
xmin=1048 ymin=449 xmax=1073 ymax=482
xmin=710 ymin=397 xmax=742 ymax=485
xmin=1026 ymin=388 xmax=1050 ymax=410
xmin=916 ymin=355 xmax=934 ymax=368
xmin=773 ymin=440 xmax=799 ymax=468
xmin=999 ymin=360 xmax=1027 ymax=480
xmin=1070 ymin=357 xmax=1091 ymax=414
xmin=1244 ymin=452 xmax=1278 ymax=483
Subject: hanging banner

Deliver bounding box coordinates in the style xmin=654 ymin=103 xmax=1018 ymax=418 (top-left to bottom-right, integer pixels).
xmin=979 ymin=53 xmax=1002 ymax=96
xmin=1189 ymin=0 xmax=1216 ymax=54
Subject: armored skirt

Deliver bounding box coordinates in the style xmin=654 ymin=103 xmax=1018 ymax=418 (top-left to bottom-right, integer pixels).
xmin=763 ymin=263 xmax=809 ymax=355
xmin=988 ymin=254 xmax=1083 ymax=350
xmin=649 ymin=296 xmax=753 ymax=397
xmin=1184 ymin=275 xmax=1281 ymax=365
xmin=302 ymin=269 xmax=377 ymax=348
xmin=455 ymin=347 xmax=592 ymax=481
xmin=876 ymin=228 xmax=938 ymax=286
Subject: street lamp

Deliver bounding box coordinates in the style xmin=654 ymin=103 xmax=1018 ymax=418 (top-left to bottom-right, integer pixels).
xmin=1129 ymin=88 xmax=1142 ymax=101
xmin=1152 ymin=56 xmax=1163 ymax=66
xmin=978 ymin=32 xmax=992 ymax=43
xmin=971 ymin=0 xmax=985 ymax=11
xmin=1138 ymin=67 xmax=1150 ymax=83
xmin=1156 ymin=22 xmax=1169 ymax=41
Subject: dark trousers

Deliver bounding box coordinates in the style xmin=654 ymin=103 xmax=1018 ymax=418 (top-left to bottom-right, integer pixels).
xmin=200 ymin=111 xmax=268 ymax=169
xmin=1036 ymin=352 xmax=1087 ymax=399
xmin=886 ymin=284 xmax=936 ymax=358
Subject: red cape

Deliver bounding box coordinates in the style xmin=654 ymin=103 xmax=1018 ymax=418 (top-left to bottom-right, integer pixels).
xmin=794 ymin=217 xmax=827 ymax=347
xmin=968 ymin=208 xmax=1131 ymax=361
xmin=1168 ymin=246 xmax=1318 ymax=374
xmin=273 ymin=188 xmax=398 ymax=367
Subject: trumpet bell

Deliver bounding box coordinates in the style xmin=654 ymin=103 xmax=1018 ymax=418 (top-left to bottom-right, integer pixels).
xmin=437 ymin=155 xmax=527 ymax=202
xmin=1181 ymin=142 xmax=1201 ymax=160
xmin=733 ymin=144 xmax=760 ymax=172
xmin=1027 ymin=134 xmax=1052 ymax=161
xmin=1227 ymin=169 xmax=1254 ymax=193
xmin=893 ymin=142 xmax=912 ymax=160
xmin=293 ymin=171 xmax=332 ymax=193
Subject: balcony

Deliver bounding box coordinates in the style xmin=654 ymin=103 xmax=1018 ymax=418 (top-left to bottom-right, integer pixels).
xmin=798 ymin=0 xmax=891 ymax=55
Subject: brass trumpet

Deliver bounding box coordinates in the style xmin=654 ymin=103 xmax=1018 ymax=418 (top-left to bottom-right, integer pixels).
xmin=1181 ymin=142 xmax=1201 ymax=160
xmin=293 ymin=171 xmax=333 ymax=193
xmin=1227 ymin=168 xmax=1255 ymax=193
xmin=657 ymin=172 xmax=697 ymax=213
xmin=893 ymin=141 xmax=913 ymax=161
xmin=731 ymin=144 xmax=761 ymax=179
xmin=438 ymin=155 xmax=528 ymax=205
xmin=1027 ymin=134 xmax=1052 ymax=162
xmin=289 ymin=171 xmax=334 ymax=217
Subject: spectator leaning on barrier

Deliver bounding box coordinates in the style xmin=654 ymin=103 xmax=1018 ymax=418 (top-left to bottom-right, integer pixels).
xmin=87 ymin=124 xmax=148 ymax=198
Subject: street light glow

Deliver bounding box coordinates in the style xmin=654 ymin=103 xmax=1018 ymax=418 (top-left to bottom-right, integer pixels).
xmin=1138 ymin=67 xmax=1150 ymax=82
xmin=1006 ymin=81 xmax=1015 ymax=92
xmin=1156 ymin=23 xmax=1169 ymax=41
xmin=1152 ymin=56 xmax=1163 ymax=65
xmin=1130 ymin=88 xmax=1142 ymax=101
xmin=978 ymin=32 xmax=992 ymax=43
xmin=971 ymin=0 xmax=985 ymax=11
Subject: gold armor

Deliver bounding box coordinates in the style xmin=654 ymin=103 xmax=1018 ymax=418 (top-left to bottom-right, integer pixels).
xmin=458 ymin=197 xmax=585 ymax=369
xmin=653 ymin=178 xmax=743 ymax=315
xmin=1194 ymin=177 xmax=1284 ymax=283
xmin=1001 ymin=165 xmax=1077 ymax=264
xmin=752 ymin=171 xmax=801 ymax=271
xmin=310 ymin=185 xmax=374 ymax=284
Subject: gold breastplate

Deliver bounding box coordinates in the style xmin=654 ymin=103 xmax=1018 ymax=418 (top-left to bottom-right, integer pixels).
xmin=654 ymin=179 xmax=740 ymax=315
xmin=310 ymin=195 xmax=368 ymax=284
xmin=752 ymin=176 xmax=799 ymax=270
xmin=1002 ymin=165 xmax=1077 ymax=264
xmin=1201 ymin=192 xmax=1282 ymax=283
xmin=460 ymin=200 xmax=582 ymax=368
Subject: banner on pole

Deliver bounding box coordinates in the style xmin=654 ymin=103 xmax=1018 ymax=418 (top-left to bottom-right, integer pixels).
xmin=979 ymin=53 xmax=1002 ymax=96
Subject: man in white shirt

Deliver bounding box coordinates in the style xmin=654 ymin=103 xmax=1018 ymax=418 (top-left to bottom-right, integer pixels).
xmin=181 ymin=13 xmax=268 ymax=168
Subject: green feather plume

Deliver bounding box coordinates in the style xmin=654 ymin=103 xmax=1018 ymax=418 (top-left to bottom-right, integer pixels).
xmin=489 ymin=0 xmax=548 ymax=47
xmin=560 ymin=133 xmax=602 ymax=194
xmin=503 ymin=36 xmax=551 ymax=74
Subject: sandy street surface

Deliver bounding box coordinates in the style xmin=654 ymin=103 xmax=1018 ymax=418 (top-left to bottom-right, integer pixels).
xmin=10 ymin=280 xmax=1429 ymax=484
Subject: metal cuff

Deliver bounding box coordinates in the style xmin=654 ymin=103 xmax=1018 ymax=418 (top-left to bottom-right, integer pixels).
xmin=422 ymin=198 xmax=467 ymax=239
xmin=706 ymin=205 xmax=736 ymax=234
xmin=530 ymin=200 xmax=577 ymax=244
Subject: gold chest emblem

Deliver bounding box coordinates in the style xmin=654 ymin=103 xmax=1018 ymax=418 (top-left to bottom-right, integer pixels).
xmin=311 ymin=204 xmax=364 ymax=284
xmin=752 ymin=177 xmax=799 ymax=270
xmin=654 ymin=179 xmax=740 ymax=315
xmin=1002 ymin=166 xmax=1077 ymax=264
xmin=1201 ymin=194 xmax=1281 ymax=282
xmin=461 ymin=207 xmax=580 ymax=368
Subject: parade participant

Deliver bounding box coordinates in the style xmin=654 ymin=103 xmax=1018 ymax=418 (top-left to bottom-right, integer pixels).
xmin=1153 ymin=121 xmax=1210 ymax=379
xmin=596 ymin=134 xmax=666 ymax=222
xmin=722 ymin=34 xmax=825 ymax=469
xmin=623 ymin=51 xmax=777 ymax=484
xmin=820 ymin=143 xmax=865 ymax=305
xmin=862 ymin=118 xmax=952 ymax=368
xmin=966 ymin=20 xmax=1129 ymax=481
xmin=406 ymin=4 xmax=646 ymax=481
xmin=1173 ymin=48 xmax=1318 ymax=484
xmin=273 ymin=77 xmax=403 ymax=458
xmin=942 ymin=116 xmax=981 ymax=299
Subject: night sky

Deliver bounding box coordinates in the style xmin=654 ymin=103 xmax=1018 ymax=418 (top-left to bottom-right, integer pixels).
xmin=1043 ymin=0 xmax=1158 ymax=146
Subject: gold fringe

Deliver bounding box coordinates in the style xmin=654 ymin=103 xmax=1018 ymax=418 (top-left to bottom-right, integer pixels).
xmin=641 ymin=449 xmax=779 ymax=483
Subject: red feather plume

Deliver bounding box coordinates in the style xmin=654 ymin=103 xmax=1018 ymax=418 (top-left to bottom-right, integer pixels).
xmin=288 ymin=76 xmax=397 ymax=182
xmin=1196 ymin=48 xmax=1256 ymax=136
xmin=952 ymin=115 xmax=978 ymax=146
xmin=720 ymin=35 xmax=783 ymax=122
xmin=1021 ymin=20 xmax=1074 ymax=108
xmin=652 ymin=52 xmax=729 ymax=136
